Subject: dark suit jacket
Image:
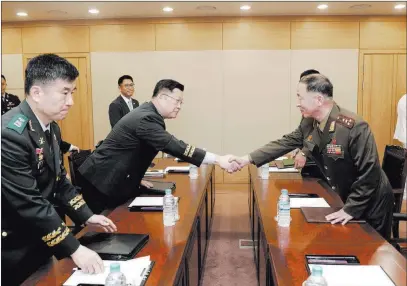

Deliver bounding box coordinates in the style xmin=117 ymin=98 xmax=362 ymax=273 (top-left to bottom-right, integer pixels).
xmin=80 ymin=102 xmax=206 ymax=201
xmin=249 ymin=103 xmax=394 ymax=238
xmin=1 ymin=92 xmax=21 ymax=115
xmin=1 ymin=100 xmax=93 ymax=283
xmin=108 ymin=95 xmax=139 ymax=128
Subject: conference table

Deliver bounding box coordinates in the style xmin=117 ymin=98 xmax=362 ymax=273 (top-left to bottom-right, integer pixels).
xmin=23 ymin=158 xmax=215 ymax=286
xmin=248 ymin=165 xmax=407 ymax=286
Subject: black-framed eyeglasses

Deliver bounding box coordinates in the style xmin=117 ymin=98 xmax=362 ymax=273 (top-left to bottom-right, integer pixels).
xmin=121 ymin=83 xmax=135 ymax=88
xmin=162 ymin=94 xmax=184 ymax=105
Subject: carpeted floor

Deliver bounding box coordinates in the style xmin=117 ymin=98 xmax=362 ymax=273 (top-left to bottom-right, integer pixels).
xmin=202 ymin=189 xmax=257 ymax=286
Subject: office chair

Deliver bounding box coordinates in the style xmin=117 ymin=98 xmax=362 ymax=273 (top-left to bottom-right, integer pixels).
xmin=382 ymin=145 xmax=407 ymax=255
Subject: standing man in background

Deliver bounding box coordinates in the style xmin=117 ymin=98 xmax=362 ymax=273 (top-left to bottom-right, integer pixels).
xmin=1 ymin=74 xmax=21 ymax=115
xmin=230 ymin=74 xmax=394 ymax=240
xmin=394 ymin=93 xmax=406 ymax=199
xmin=108 ymin=75 xmax=139 ymax=128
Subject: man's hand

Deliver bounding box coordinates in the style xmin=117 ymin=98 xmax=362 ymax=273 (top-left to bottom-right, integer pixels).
xmin=325 ymin=208 xmax=354 ymax=225
xmin=141 ymin=180 xmax=154 ymax=188
xmin=71 ymin=245 xmax=104 ymax=274
xmin=294 ymin=152 xmax=306 ymax=169
xmin=216 ymin=155 xmax=241 ymax=173
xmin=86 ymin=214 xmax=117 ymax=232
xmin=70 ymin=145 xmax=80 ymax=152
xmin=228 ymin=155 xmax=251 ymax=169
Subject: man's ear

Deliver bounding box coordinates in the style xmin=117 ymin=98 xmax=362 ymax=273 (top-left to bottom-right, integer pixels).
xmin=30 ymin=85 xmax=42 ymax=103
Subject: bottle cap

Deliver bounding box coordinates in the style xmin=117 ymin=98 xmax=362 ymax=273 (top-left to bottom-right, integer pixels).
xmin=110 ymin=263 xmax=120 ymax=272
xmin=165 ymin=189 xmax=172 ymax=195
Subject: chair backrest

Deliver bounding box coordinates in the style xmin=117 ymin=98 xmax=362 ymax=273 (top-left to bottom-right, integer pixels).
xmin=382 ymin=145 xmax=406 ymax=189
xmin=68 ymin=150 xmax=92 ymax=187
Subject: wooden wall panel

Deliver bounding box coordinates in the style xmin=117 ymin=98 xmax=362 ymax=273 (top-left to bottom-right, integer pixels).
xmin=155 ymin=23 xmax=222 ymax=51
xmin=2 ymin=28 xmax=22 ymax=54
xmin=223 ymin=22 xmax=290 ymax=50
xmin=291 ymin=22 xmax=359 ymax=49
xmin=360 ymin=22 xmax=407 ymax=50
xmin=22 ymin=26 xmax=90 ymax=53
xmin=90 ymin=24 xmax=155 ymax=52
xmin=215 ymin=166 xmax=224 ymax=184
xmin=223 ymin=166 xmax=249 ymax=184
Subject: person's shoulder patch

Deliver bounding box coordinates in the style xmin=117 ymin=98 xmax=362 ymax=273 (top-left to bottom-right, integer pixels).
xmin=6 ymin=114 xmax=29 ymax=134
xmin=336 ymin=114 xmax=355 ymax=129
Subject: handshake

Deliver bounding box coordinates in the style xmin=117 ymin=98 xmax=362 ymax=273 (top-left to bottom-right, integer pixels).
xmin=216 ymin=154 xmax=251 ymax=173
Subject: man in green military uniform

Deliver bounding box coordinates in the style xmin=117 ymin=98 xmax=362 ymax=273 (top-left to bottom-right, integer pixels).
xmin=231 ymin=74 xmax=394 ymax=240
xmin=79 ymin=79 xmax=239 ymax=214
xmin=1 ymin=54 xmax=117 ymax=285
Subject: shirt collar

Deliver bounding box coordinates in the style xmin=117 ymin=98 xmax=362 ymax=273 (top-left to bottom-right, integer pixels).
xmin=121 ymin=94 xmax=132 ymax=104
xmin=33 ymin=112 xmax=50 ymax=132
xmin=318 ymin=106 xmax=333 ymax=131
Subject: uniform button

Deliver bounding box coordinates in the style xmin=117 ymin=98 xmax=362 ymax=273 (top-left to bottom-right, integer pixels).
xmin=324 ymin=166 xmax=328 ymax=170
xmin=2 ymin=231 xmax=7 ymax=237
xmin=327 ymin=177 xmax=331 ymax=181
xmin=332 ymin=186 xmax=336 ymax=190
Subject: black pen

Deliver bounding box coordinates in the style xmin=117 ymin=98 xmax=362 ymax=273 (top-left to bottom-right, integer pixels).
xmin=140 ymin=206 xmax=163 ymax=210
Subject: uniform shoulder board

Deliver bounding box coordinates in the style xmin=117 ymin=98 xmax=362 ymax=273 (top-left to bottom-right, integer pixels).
xmin=336 ymin=114 xmax=355 ymax=129
xmin=6 ymin=114 xmax=29 ymax=134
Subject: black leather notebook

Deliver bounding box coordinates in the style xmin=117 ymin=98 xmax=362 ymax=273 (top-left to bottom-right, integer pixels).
xmin=139 ymin=180 xmax=176 ymax=195
xmin=78 ymin=232 xmax=149 ymax=260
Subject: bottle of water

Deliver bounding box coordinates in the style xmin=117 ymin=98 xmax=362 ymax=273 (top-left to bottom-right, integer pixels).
xmin=260 ymin=163 xmax=269 ymax=179
xmin=304 ymin=266 xmax=328 ymax=286
xmin=275 ymin=189 xmax=287 ymax=221
xmin=174 ymin=197 xmax=180 ymax=221
xmin=189 ymin=164 xmax=199 ymax=179
xmin=277 ymin=189 xmax=291 ymax=227
xmin=163 ymin=189 xmax=175 ymax=226
xmin=105 ymin=263 xmax=126 ymax=286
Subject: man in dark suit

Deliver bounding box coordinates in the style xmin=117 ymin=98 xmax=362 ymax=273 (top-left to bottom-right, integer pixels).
xmin=79 ymin=79 xmax=239 ymax=214
xmin=1 ymin=74 xmax=21 ymax=115
xmin=108 ymin=75 xmax=139 ymax=128
xmin=1 ymin=54 xmax=117 ymax=285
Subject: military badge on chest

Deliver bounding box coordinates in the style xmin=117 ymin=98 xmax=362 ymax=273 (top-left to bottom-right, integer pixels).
xmin=326 ymin=138 xmax=344 ymax=160
xmin=36 ymin=147 xmax=45 ymax=172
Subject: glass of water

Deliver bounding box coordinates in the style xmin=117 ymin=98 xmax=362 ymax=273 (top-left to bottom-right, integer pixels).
xmin=260 ymin=163 xmax=269 ymax=180
xmin=189 ymin=164 xmax=199 ymax=179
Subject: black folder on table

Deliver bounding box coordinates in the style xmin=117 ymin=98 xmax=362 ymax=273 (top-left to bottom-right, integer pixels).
xmin=301 ymin=207 xmax=366 ymax=223
xmin=78 ymin=232 xmax=149 ymax=260
xmin=139 ymin=180 xmax=176 ymax=195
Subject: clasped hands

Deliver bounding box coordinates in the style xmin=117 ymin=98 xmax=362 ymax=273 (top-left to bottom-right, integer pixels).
xmin=216 ymin=155 xmax=251 ymax=173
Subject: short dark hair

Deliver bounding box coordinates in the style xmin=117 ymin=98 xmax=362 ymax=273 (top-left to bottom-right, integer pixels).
xmin=152 ymin=79 xmax=185 ymax=97
xmin=300 ymin=69 xmax=320 ymax=80
xmin=118 ymin=75 xmax=133 ymax=86
xmin=24 ymin=54 xmax=79 ymax=95
xmin=1 ymin=75 xmax=5 ymax=81
xmin=299 ymin=74 xmax=333 ymax=98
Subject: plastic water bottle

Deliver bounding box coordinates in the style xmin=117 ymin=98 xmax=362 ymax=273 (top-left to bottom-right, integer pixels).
xmin=304 ymin=266 xmax=328 ymax=286
xmin=163 ymin=189 xmax=175 ymax=226
xmin=275 ymin=189 xmax=287 ymax=221
xmin=105 ymin=263 xmax=126 ymax=286
xmin=189 ymin=164 xmax=199 ymax=179
xmin=260 ymin=163 xmax=269 ymax=179
xmin=277 ymin=189 xmax=291 ymax=227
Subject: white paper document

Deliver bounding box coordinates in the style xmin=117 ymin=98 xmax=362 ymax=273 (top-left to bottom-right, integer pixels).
xmin=275 ymin=156 xmax=288 ymax=161
xmin=128 ymin=196 xmax=179 ymax=208
xmin=290 ymin=198 xmax=330 ymax=208
xmin=269 ymin=167 xmax=299 ymax=173
xmin=307 ymin=265 xmax=395 ymax=286
xmin=165 ymin=166 xmax=190 ymax=173
xmin=63 ymin=256 xmax=152 ymax=286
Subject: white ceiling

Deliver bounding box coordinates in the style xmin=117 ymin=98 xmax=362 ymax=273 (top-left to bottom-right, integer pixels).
xmin=1 ymin=1 xmax=406 ymax=22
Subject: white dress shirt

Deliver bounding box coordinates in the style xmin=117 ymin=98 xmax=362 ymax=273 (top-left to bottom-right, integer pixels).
xmin=121 ymin=94 xmax=134 ymax=111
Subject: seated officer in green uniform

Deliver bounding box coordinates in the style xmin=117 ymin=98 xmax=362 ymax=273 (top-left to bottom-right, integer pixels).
xmin=1 ymin=54 xmax=117 ymax=285
xmin=231 ymin=74 xmax=394 ymax=240
xmin=79 ymin=79 xmax=239 ymax=214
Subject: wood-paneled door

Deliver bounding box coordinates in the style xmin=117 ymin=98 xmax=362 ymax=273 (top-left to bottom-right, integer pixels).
xmin=23 ymin=53 xmax=94 ymax=173
xmin=358 ymin=50 xmax=406 ymax=163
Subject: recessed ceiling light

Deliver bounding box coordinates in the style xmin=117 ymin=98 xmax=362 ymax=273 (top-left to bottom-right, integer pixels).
xmin=395 ymin=3 xmax=406 ymax=9
xmin=163 ymin=7 xmax=174 ymax=12
xmin=317 ymin=4 xmax=328 ymax=10
xmin=240 ymin=5 xmax=251 ymax=11
xmin=349 ymin=4 xmax=372 ymax=10
xmin=88 ymin=8 xmax=99 ymax=14
xmin=16 ymin=12 xmax=28 ymax=17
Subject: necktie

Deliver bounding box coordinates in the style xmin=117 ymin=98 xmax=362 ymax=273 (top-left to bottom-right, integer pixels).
xmin=45 ymin=130 xmax=53 ymax=153
xmin=128 ymin=100 xmax=133 ymax=111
